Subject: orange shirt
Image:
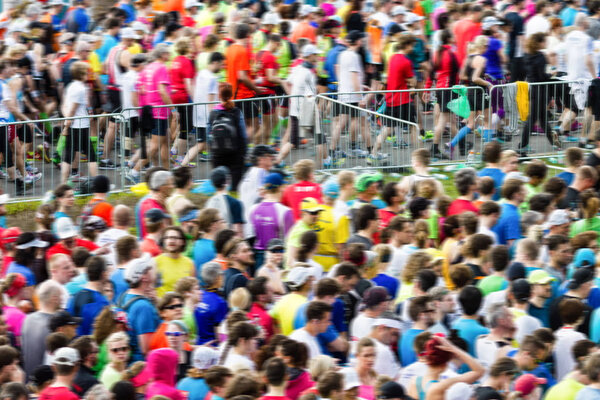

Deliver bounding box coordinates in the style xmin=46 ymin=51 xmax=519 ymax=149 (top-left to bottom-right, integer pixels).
xmin=88 ymin=198 xmax=114 ymax=227
xmin=290 ymin=21 xmax=317 ymax=44
xmin=225 ymin=43 xmax=255 ymax=99
xmin=149 ymin=321 xmax=194 ymax=351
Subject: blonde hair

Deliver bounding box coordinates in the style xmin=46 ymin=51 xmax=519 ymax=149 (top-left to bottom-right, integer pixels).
xmin=468 ymin=35 xmax=489 ymax=53
xmin=414 ymin=219 xmax=430 ymax=249
xmin=174 ymin=36 xmax=191 ymax=55
xmin=338 ymin=171 xmax=356 ymax=188
xmin=228 ymin=287 xmax=251 ymax=311
xmin=517 ymin=238 xmax=539 ymax=261
xmin=106 ymin=331 xmax=129 ymax=346
xmin=416 ymin=179 xmax=437 ymax=200
xmin=500 ymin=150 xmax=518 ymax=165
xmin=293 ymin=159 xmax=315 ymax=181
xmin=402 ymin=250 xmax=433 ymax=283
xmin=308 ymin=355 xmax=336 ymax=380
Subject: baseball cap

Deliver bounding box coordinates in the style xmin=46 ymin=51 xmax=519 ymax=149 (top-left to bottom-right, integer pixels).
xmin=355 ymin=172 xmax=383 ymax=192
xmin=302 ymin=44 xmax=321 ymax=57
xmin=49 ymin=310 xmax=82 ymax=331
xmin=192 ymin=347 xmax=219 ymax=370
xmin=1 ymin=227 xmax=22 ymax=248
xmin=545 ymin=209 xmax=570 ymax=228
xmin=322 ymin=180 xmax=340 ymax=199
xmin=388 ymin=23 xmax=404 ymax=35
xmin=527 ymin=269 xmax=556 ymax=285
xmin=210 ymin=166 xmax=230 ymax=189
xmin=262 ymin=12 xmax=280 ymax=25
xmin=125 ymin=253 xmax=153 ymax=285
xmin=391 ymin=5 xmax=406 ymax=15
xmin=341 ymin=368 xmax=361 ymax=391
xmin=253 ymin=144 xmax=277 ymax=160
xmin=131 ymin=21 xmax=149 ymax=34
xmin=48 ymin=0 xmax=64 ymax=6
xmin=511 ymin=279 xmax=531 ymax=302
xmin=363 ymin=286 xmax=391 ymax=308
xmin=53 ymin=347 xmax=80 ymax=367
xmin=264 ymin=173 xmax=287 ymax=190
xmin=506 ymin=261 xmax=526 ymax=281
xmin=267 ymin=238 xmax=284 ymax=251
xmin=55 ymin=217 xmax=78 ymax=240
xmin=482 ymin=16 xmax=502 ymax=30
xmin=322 ymin=18 xmax=341 ymax=29
xmin=15 ymin=232 xmax=48 ymax=250
xmin=568 ymin=266 xmax=595 ymax=290
xmin=299 ymin=4 xmax=316 ymax=16
xmin=179 ymin=209 xmax=199 ymax=223
xmin=346 ymin=30 xmax=366 ymax=44
xmin=300 ymin=197 xmax=325 ymax=213
xmin=573 ymin=248 xmax=595 ymax=268
xmin=403 ymin=12 xmax=425 ymax=25
xmin=286 ymin=266 xmax=315 ymax=287
xmin=378 ymin=381 xmax=411 ymax=399
xmin=145 ymin=208 xmax=170 ymax=224
xmin=408 ymin=197 xmax=431 ymax=218
xmin=514 ymin=374 xmax=547 ymax=396
xmin=82 ymin=215 xmax=108 ymax=232
xmin=121 ymin=27 xmax=140 ymax=40
xmin=505 ymin=171 xmax=529 ymax=183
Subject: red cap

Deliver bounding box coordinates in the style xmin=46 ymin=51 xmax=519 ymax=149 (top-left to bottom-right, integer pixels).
xmin=514 ymin=374 xmax=547 ymax=395
xmin=1 ymin=227 xmax=22 ymax=248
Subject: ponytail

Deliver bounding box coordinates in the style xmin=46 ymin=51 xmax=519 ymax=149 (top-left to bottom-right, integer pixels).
xmin=414 ymin=220 xmax=429 ymax=249
xmin=219 ymin=82 xmax=235 ymax=110
xmin=581 ymin=189 xmax=600 ymax=220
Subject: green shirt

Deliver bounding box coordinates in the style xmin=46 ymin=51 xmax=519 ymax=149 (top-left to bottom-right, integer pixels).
xmin=544 ymin=375 xmax=584 ymax=400
xmin=477 ymin=275 xmax=507 ymax=296
xmin=285 ymin=221 xmax=314 ymax=268
xmin=570 ymin=217 xmax=600 ymax=243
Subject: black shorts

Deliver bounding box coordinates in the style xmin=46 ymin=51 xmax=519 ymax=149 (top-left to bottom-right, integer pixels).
xmin=108 ymin=89 xmax=122 ymax=121
xmin=151 ymin=118 xmax=168 ymax=137
xmin=16 ymin=125 xmax=33 ymax=144
xmin=256 ymin=95 xmax=275 ymax=115
xmin=275 ymin=86 xmax=288 ymax=108
xmin=467 ymin=88 xmax=488 ymax=111
xmin=382 ymin=104 xmax=417 ymax=127
xmin=196 ymin=127 xmax=207 ymax=143
xmin=176 ymin=104 xmax=194 ymax=138
xmin=437 ymin=90 xmax=459 ymax=113
xmin=290 ymin=116 xmax=325 ymax=147
xmin=332 ymin=102 xmax=360 ymax=117
xmin=238 ymin=98 xmax=260 ymax=120
xmin=125 ymin=117 xmax=139 ymax=138
xmin=63 ymin=127 xmax=97 ymax=164
xmin=0 ymin=126 xmax=13 ymax=168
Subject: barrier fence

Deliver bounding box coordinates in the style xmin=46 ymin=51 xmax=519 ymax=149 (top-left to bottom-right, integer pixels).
xmin=0 ymin=80 xmax=591 ymax=201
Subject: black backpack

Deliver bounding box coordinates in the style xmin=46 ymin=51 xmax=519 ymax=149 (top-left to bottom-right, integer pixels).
xmin=210 ymin=109 xmax=240 ymax=154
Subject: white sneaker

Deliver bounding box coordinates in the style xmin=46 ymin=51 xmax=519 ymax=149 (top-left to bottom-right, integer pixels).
xmin=350 ymin=148 xmax=369 ymax=158
xmin=24 ymin=172 xmax=42 ymax=184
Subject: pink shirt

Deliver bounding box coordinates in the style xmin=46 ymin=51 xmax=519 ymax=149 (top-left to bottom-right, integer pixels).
xmin=137 ymin=61 xmax=171 ymax=119
xmin=3 ymin=305 xmax=25 ymax=338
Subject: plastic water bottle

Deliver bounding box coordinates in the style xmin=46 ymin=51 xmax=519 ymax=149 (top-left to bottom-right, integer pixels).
xmin=475 ymin=152 xmax=482 ymax=164
xmin=466 ymin=151 xmax=476 ymax=165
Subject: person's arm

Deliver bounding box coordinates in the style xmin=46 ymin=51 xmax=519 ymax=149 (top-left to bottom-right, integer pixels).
xmin=138 ymin=333 xmax=153 ymax=355
xmin=237 ymin=69 xmax=261 ymax=92
xmin=7 ymin=80 xmax=31 ymax=123
xmin=287 ymin=245 xmax=298 ymax=267
xmin=158 ymin=82 xmax=172 ymax=105
xmin=327 ymin=336 xmax=349 ymax=352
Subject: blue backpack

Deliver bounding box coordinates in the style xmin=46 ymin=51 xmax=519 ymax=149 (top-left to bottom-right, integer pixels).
xmin=67 ymin=288 xmax=110 ymax=336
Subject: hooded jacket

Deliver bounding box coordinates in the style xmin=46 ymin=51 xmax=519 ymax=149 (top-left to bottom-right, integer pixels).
xmin=146 ymin=348 xmax=184 ymax=400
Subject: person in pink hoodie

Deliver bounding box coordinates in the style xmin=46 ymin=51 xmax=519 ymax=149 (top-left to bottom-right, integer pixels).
xmin=146 ymin=348 xmax=184 ymax=400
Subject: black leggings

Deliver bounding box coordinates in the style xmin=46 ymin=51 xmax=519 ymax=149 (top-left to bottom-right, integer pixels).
xmin=0 ymin=126 xmax=13 ymax=168
xmin=520 ymin=86 xmax=554 ymax=148
xmin=63 ymin=127 xmax=98 ymax=164
xmin=177 ymin=104 xmax=194 ymax=139
xmin=212 ymin=154 xmax=246 ymax=191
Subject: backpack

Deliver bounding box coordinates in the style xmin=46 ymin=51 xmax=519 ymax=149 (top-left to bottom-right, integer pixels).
xmin=67 ymin=288 xmax=110 ymax=336
xmin=61 ymin=58 xmax=78 ymax=88
xmin=210 ymin=109 xmax=240 ymax=154
xmin=78 ymin=197 xmax=108 ymax=227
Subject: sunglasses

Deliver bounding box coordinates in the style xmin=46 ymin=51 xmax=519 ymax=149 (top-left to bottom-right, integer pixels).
xmin=307 ymin=211 xmax=320 ymax=216
xmin=110 ymin=346 xmax=129 ymax=353
xmin=165 ymin=331 xmax=185 ymax=337
xmin=163 ymin=303 xmax=183 ymax=310
xmin=269 ymin=248 xmax=285 ymax=254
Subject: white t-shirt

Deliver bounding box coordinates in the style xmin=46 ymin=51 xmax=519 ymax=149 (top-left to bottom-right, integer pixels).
xmin=290 ymin=328 xmax=322 ymax=359
xmin=475 ymin=334 xmax=509 ymax=380
xmin=238 ymin=166 xmax=269 ymax=238
xmin=118 ymin=70 xmax=138 ymax=119
xmin=369 ymin=12 xmax=390 ymax=28
xmin=546 ymin=36 xmax=568 ymax=73
xmin=510 ymin=307 xmax=542 ymax=344
xmin=350 ymin=313 xmax=376 ymax=340
xmin=565 ymin=29 xmax=594 ymax=80
xmin=525 ymin=15 xmax=550 ymax=37
xmin=95 ymin=228 xmax=130 ymax=267
xmin=399 ymin=361 xmax=457 ymax=390
xmin=481 ymin=289 xmax=507 ymax=317
xmin=0 ymin=80 xmax=11 ymax=122
xmin=478 ymin=225 xmax=498 ymax=244
xmin=223 ymin=351 xmax=256 ymax=371
xmin=287 ymin=63 xmax=317 ymax=117
xmin=193 ymin=68 xmax=219 ymax=128
xmin=63 ymin=80 xmax=90 ymax=129
xmin=372 ymin=337 xmax=401 ymax=379
xmin=337 ymin=49 xmax=364 ymax=104
xmin=554 ymin=327 xmax=587 ymax=381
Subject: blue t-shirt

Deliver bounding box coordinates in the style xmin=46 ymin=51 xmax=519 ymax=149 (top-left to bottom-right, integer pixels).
xmin=372 ymin=274 xmax=399 ymax=298
xmin=451 ymin=318 xmax=490 ymax=355
xmin=493 ymin=203 xmax=521 ymax=245
xmin=399 ymin=328 xmax=424 ymax=366
xmin=118 ymin=3 xmax=136 ymax=23
xmin=483 ymin=37 xmax=504 ymax=80
xmin=193 ymin=238 xmax=216 ymax=279
xmin=121 ymin=293 xmax=161 ymax=362
xmin=66 ymin=7 xmax=90 ymax=33
xmin=6 ymin=262 xmax=35 ymax=286
xmin=97 ymin=34 xmax=119 ymax=63
xmin=177 ymin=377 xmax=210 ymax=400
xmin=110 ymin=269 xmax=129 ymax=304
xmin=556 ymin=171 xmax=575 ymax=186
xmin=195 ymin=290 xmax=228 ymax=345
xmin=324 ymin=43 xmax=347 ymax=90
xmin=560 ymin=7 xmax=578 ymax=27
xmin=478 ymin=167 xmax=505 ymax=201
xmin=333 ymin=298 xmax=348 ymax=334
xmin=65 ymin=273 xmax=88 ymax=296
xmin=576 ymin=387 xmax=600 ymax=400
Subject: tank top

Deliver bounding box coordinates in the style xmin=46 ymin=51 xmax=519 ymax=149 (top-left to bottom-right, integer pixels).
xmin=7 ymin=75 xmax=23 ymax=113
xmin=0 ymin=79 xmax=11 ymax=122
xmin=107 ymin=44 xmax=126 ymax=90
xmin=416 ymin=376 xmax=439 ymax=400
xmin=464 ymin=54 xmax=485 ymax=88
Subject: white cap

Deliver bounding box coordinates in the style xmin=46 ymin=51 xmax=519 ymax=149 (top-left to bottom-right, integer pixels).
xmin=299 ymin=4 xmax=316 ymax=16
xmin=53 ymin=347 xmax=80 ymax=366
xmin=482 ymin=15 xmax=502 ymax=30
xmin=391 ymin=5 xmax=406 ymax=16
xmin=121 ymin=27 xmax=140 ymax=40
xmin=545 ymin=209 xmax=570 ymax=227
xmin=192 ymin=347 xmax=219 ymax=370
xmin=340 ymin=368 xmax=361 ymax=390
xmin=131 ymin=21 xmax=149 ymax=34
xmin=403 ymin=12 xmax=425 ymax=25
xmin=262 ymin=12 xmax=280 ymax=25
xmin=286 ymin=266 xmax=316 ymax=287
xmin=184 ymin=0 xmax=202 ymax=8
xmin=302 ymin=44 xmax=321 ymax=57
xmin=124 ymin=253 xmax=152 ymax=285
xmin=55 ymin=217 xmax=78 ymax=240
xmin=505 ymin=171 xmax=529 ymax=183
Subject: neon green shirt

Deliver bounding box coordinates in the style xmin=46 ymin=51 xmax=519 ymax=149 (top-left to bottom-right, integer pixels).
xmin=269 ymin=293 xmax=308 ymax=335
xmin=544 ymin=375 xmax=584 ymax=400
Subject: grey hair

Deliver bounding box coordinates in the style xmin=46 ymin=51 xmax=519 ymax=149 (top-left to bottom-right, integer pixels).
xmin=150 ymin=170 xmax=173 ymax=190
xmin=201 ymin=261 xmax=223 ymax=288
xmin=75 ymin=41 xmax=91 ymax=53
xmin=37 ymin=279 xmax=63 ymax=303
xmin=84 ymin=384 xmax=112 ymax=400
xmin=521 ymin=211 xmax=543 ymax=233
xmin=485 ymin=303 xmax=508 ymax=328
xmin=454 ymin=167 xmax=477 ymax=195
xmin=151 ymin=43 xmax=171 ymax=60
xmin=575 ymin=12 xmax=589 ymax=29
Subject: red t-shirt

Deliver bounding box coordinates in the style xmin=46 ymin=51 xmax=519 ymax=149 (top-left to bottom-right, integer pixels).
xmin=447 ymin=198 xmax=479 ymax=216
xmin=434 ymin=45 xmax=459 ymax=89
xmin=281 ymin=181 xmax=323 ymax=220
xmin=141 ymin=237 xmax=162 ymax=257
xmin=46 ymin=238 xmax=99 ymax=260
xmin=138 ymin=197 xmax=169 ymax=239
xmin=170 ymin=55 xmax=195 ymax=104
xmin=453 ymin=18 xmax=481 ymax=65
xmin=39 ymin=386 xmax=80 ymax=400
xmin=374 ymin=208 xmax=398 ymax=244
xmin=248 ymin=302 xmax=275 ymax=341
xmin=386 ymin=53 xmax=414 ymax=107
xmin=255 ymin=50 xmax=279 ymax=95
xmin=225 ymin=43 xmax=255 ymax=99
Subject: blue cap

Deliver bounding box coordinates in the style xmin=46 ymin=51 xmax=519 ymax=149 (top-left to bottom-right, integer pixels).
xmin=573 ymin=248 xmax=595 ymax=268
xmin=264 ymin=173 xmax=286 ymax=190
xmin=322 ymin=180 xmax=340 ymax=199
xmin=180 ymin=209 xmax=199 ymax=223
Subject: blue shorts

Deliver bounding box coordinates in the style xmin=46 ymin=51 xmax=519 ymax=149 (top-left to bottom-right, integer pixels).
xmin=151 ymin=118 xmax=168 ymax=136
